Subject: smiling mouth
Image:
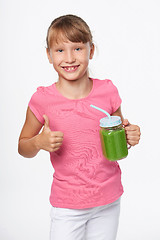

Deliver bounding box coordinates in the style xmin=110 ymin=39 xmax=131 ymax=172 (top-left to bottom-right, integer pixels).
xmin=62 ymin=65 xmax=79 ymax=72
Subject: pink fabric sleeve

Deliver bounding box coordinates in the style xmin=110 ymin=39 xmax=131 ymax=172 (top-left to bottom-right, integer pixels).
xmin=107 ymin=80 xmax=122 ymax=114
xmin=28 ymin=87 xmax=45 ymax=124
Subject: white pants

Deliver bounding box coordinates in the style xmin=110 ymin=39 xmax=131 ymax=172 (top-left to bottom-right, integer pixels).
xmin=50 ymin=198 xmax=121 ymax=240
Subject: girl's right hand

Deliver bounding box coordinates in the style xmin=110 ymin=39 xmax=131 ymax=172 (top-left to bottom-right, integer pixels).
xmin=38 ymin=115 xmax=64 ymax=153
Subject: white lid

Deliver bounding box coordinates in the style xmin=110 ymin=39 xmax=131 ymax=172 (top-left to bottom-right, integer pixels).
xmin=100 ymin=116 xmax=122 ymax=127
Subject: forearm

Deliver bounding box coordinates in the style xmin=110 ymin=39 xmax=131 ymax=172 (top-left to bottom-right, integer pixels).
xmin=18 ymin=134 xmax=41 ymax=158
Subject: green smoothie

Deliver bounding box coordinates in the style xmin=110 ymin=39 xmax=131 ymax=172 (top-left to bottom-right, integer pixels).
xmin=100 ymin=127 xmax=128 ymax=161
xmin=90 ymin=104 xmax=128 ymax=161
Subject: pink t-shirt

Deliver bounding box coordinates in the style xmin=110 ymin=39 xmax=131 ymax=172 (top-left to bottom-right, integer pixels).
xmin=29 ymin=78 xmax=123 ymax=209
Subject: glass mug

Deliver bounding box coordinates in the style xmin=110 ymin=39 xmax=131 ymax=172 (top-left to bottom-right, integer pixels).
xmin=99 ymin=116 xmax=129 ymax=161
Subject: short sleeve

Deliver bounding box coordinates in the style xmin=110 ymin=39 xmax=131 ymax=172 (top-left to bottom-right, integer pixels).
xmin=28 ymin=87 xmax=45 ymax=124
xmin=107 ymin=80 xmax=122 ymax=114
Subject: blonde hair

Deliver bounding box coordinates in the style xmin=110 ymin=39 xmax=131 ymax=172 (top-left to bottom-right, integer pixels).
xmin=46 ymin=14 xmax=93 ymax=49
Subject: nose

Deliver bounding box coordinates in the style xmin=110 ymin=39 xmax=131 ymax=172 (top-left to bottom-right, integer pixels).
xmin=65 ymin=50 xmax=76 ymax=64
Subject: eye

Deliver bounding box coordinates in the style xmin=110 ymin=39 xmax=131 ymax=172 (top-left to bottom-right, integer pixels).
xmin=57 ymin=49 xmax=63 ymax=53
xmin=75 ymin=47 xmax=81 ymax=51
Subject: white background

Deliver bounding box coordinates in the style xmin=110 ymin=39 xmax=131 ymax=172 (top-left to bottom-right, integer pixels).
xmin=0 ymin=0 xmax=160 ymax=239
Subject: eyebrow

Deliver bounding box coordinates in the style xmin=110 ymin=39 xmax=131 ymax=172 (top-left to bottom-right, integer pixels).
xmin=53 ymin=41 xmax=85 ymax=48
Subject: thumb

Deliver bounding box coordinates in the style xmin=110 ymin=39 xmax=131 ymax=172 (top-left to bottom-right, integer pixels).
xmin=43 ymin=115 xmax=50 ymax=129
xmin=123 ymin=119 xmax=130 ymax=127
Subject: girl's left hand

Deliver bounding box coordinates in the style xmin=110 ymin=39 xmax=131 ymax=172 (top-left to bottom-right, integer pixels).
xmin=123 ymin=119 xmax=141 ymax=146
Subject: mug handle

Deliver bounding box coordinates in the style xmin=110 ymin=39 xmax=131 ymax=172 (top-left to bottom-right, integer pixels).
xmin=123 ymin=124 xmax=132 ymax=150
xmin=127 ymin=144 xmax=132 ymax=149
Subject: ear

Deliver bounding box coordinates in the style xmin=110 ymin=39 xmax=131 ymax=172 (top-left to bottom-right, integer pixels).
xmin=46 ymin=48 xmax=53 ymax=64
xmin=89 ymin=43 xmax=95 ymax=59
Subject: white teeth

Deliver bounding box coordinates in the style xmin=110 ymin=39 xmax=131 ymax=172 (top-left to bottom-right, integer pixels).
xmin=63 ymin=66 xmax=78 ymax=71
xmin=66 ymin=67 xmax=75 ymax=70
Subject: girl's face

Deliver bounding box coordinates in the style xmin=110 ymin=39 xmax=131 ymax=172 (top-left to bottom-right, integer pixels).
xmin=46 ymin=38 xmax=94 ymax=82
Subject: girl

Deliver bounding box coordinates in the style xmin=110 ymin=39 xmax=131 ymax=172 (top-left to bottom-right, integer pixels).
xmin=18 ymin=14 xmax=140 ymax=240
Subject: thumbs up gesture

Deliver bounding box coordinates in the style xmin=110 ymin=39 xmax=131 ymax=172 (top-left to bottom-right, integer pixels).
xmin=38 ymin=115 xmax=64 ymax=152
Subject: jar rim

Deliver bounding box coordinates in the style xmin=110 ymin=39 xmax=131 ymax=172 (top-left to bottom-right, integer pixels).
xmin=101 ymin=124 xmax=123 ymax=130
xmin=100 ymin=116 xmax=122 ymax=128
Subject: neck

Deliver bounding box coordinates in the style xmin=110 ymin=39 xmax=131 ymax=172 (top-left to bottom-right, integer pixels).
xmin=56 ymin=75 xmax=93 ymax=100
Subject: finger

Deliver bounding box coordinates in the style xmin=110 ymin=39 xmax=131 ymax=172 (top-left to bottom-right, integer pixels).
xmin=43 ymin=115 xmax=50 ymax=129
xmin=53 ymin=137 xmax=64 ymax=143
xmin=125 ymin=130 xmax=140 ymax=137
xmin=50 ymin=136 xmax=63 ymax=144
xmin=127 ymin=140 xmax=140 ymax=146
xmin=126 ymin=133 xmax=140 ymax=145
xmin=46 ymin=146 xmax=60 ymax=153
xmin=51 ymin=131 xmax=64 ymax=138
xmin=125 ymin=125 xmax=140 ymax=131
xmin=126 ymin=135 xmax=140 ymax=141
xmin=50 ymin=147 xmax=60 ymax=153
xmin=122 ymin=119 xmax=130 ymax=126
xmin=51 ymin=142 xmax=63 ymax=148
